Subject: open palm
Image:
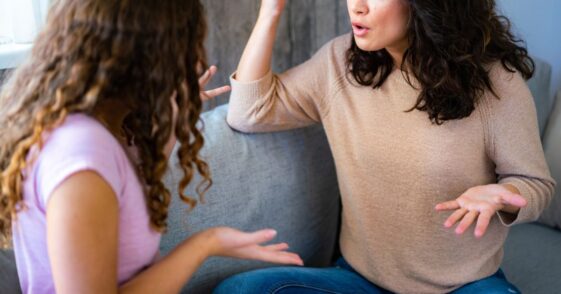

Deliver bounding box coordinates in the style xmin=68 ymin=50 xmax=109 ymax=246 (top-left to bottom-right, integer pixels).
xmin=435 ymin=184 xmax=527 ymax=238
xmin=206 ymin=227 xmax=304 ymax=266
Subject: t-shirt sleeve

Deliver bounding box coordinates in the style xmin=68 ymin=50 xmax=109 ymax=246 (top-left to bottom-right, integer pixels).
xmin=33 ymin=125 xmax=124 ymax=208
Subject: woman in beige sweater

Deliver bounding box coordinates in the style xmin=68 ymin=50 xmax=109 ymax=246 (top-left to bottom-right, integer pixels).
xmin=215 ymin=0 xmax=555 ymax=293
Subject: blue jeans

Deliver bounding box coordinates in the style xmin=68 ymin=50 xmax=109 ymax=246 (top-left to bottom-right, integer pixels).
xmin=213 ymin=258 xmax=521 ymax=294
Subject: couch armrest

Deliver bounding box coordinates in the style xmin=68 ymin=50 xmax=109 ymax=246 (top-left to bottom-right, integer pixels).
xmin=539 ymin=89 xmax=561 ymax=229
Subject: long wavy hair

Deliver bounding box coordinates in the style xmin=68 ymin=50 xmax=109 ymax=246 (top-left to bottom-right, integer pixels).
xmin=347 ymin=0 xmax=534 ymax=124
xmin=0 ymin=0 xmax=211 ymax=247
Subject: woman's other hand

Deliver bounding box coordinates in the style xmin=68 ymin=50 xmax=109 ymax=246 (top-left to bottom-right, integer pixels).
xmin=435 ymin=184 xmax=527 ymax=238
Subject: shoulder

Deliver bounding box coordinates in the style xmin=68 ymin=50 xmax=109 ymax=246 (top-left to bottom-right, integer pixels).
xmin=44 ymin=113 xmax=119 ymax=150
xmin=314 ymin=33 xmax=352 ymax=68
xmin=37 ymin=113 xmax=127 ymax=175
xmin=481 ymin=62 xmax=535 ymax=113
xmin=320 ymin=33 xmax=352 ymax=56
xmin=307 ymin=34 xmax=352 ymax=89
xmin=32 ymin=114 xmax=128 ymax=204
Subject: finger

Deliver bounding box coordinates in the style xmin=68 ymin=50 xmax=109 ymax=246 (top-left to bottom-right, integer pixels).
xmin=203 ymin=85 xmax=231 ymax=98
xmin=256 ymin=249 xmax=304 ymax=266
xmin=199 ymin=65 xmax=218 ymax=88
xmin=263 ymin=243 xmax=289 ymax=251
xmin=474 ymin=210 xmax=494 ymax=238
xmin=500 ymin=193 xmax=527 ymax=208
xmin=444 ymin=208 xmax=468 ymax=228
xmin=233 ymin=229 xmax=277 ymax=247
xmin=435 ymin=200 xmax=460 ymax=211
xmin=455 ymin=210 xmax=479 ymax=235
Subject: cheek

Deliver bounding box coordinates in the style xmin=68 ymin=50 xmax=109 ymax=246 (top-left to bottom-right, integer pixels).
xmin=359 ymin=1 xmax=409 ymax=51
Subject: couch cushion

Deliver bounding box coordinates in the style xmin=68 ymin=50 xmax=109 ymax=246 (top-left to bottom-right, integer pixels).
xmin=0 ymin=249 xmax=21 ymax=294
xmin=527 ymin=57 xmax=553 ymax=136
xmin=539 ymin=89 xmax=561 ymax=230
xmin=161 ymin=105 xmax=341 ymax=293
xmin=502 ymin=223 xmax=561 ymax=294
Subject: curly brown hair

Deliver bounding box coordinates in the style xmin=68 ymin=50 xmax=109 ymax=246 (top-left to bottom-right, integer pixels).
xmin=0 ymin=0 xmax=211 ymax=247
xmin=347 ymin=0 xmax=534 ymax=124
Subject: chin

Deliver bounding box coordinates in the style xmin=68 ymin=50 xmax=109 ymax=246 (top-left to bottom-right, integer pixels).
xmin=354 ymin=38 xmax=383 ymax=52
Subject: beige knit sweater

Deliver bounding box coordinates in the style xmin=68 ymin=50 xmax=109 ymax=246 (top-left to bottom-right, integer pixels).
xmin=227 ymin=34 xmax=555 ymax=293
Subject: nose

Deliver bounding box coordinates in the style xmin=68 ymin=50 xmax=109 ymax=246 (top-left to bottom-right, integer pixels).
xmin=350 ymin=0 xmax=369 ymax=15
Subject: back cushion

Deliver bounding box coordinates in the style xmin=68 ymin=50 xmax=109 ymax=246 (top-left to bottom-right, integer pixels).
xmin=0 ymin=249 xmax=20 ymax=294
xmin=527 ymin=57 xmax=553 ymax=136
xmin=161 ymin=105 xmax=341 ymax=293
xmin=539 ymin=90 xmax=561 ymax=229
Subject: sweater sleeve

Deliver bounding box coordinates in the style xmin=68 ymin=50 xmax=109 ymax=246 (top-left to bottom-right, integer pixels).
xmin=226 ymin=35 xmax=349 ymax=133
xmin=484 ymin=65 xmax=556 ymax=226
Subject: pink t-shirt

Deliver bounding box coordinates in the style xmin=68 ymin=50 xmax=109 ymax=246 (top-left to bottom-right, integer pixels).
xmin=12 ymin=113 xmax=161 ymax=294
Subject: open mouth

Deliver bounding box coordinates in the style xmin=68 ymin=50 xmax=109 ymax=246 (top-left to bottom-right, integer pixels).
xmin=352 ymin=23 xmax=369 ymax=36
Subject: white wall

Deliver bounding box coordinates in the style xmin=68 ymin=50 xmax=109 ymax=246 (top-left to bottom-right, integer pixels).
xmin=497 ymin=0 xmax=561 ymax=98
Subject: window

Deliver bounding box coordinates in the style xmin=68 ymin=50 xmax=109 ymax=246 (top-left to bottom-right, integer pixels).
xmin=0 ymin=0 xmax=50 ymax=69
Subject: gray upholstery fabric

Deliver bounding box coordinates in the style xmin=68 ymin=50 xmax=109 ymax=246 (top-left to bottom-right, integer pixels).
xmin=161 ymin=105 xmax=340 ymax=293
xmin=539 ymin=89 xmax=561 ymax=230
xmin=502 ymin=223 xmax=561 ymax=294
xmin=527 ymin=57 xmax=554 ymax=136
xmin=0 ymin=249 xmax=20 ymax=294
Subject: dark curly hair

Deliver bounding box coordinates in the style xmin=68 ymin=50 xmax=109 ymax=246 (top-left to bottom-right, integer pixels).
xmin=0 ymin=0 xmax=211 ymax=247
xmin=347 ymin=0 xmax=534 ymax=124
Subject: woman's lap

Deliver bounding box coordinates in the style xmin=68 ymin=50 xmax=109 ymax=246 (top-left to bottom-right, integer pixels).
xmin=213 ymin=258 xmax=520 ymax=294
xmin=213 ymin=258 xmax=386 ymax=294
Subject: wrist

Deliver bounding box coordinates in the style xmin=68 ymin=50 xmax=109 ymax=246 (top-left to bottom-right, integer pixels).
xmin=501 ymin=204 xmax=521 ymax=214
xmin=182 ymin=230 xmax=216 ymax=262
xmin=499 ymin=183 xmax=523 ymax=214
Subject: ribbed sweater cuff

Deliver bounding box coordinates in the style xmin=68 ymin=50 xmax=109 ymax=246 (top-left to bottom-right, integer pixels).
xmin=497 ymin=178 xmax=537 ymax=226
xmin=229 ymin=71 xmax=274 ymax=102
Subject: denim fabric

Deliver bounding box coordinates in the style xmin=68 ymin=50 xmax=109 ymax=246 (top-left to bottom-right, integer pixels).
xmin=214 ymin=257 xmax=520 ymax=294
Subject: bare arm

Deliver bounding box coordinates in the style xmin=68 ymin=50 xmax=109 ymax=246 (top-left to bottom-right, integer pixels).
xmin=235 ymin=0 xmax=286 ymax=82
xmin=47 ymin=171 xmax=302 ymax=294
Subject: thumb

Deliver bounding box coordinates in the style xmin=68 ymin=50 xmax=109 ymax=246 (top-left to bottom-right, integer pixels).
xmin=501 ymin=192 xmax=527 ymax=207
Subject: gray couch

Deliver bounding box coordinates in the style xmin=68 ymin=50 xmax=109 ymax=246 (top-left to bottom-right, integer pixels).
xmin=1 ymin=59 xmax=560 ymax=294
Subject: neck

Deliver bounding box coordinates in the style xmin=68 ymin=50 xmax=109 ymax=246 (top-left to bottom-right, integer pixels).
xmin=386 ymin=38 xmax=409 ymax=69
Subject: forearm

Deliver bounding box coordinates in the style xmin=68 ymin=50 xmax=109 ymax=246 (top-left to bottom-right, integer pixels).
xmin=119 ymin=233 xmax=210 ymax=294
xmin=236 ymin=12 xmax=282 ymax=82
